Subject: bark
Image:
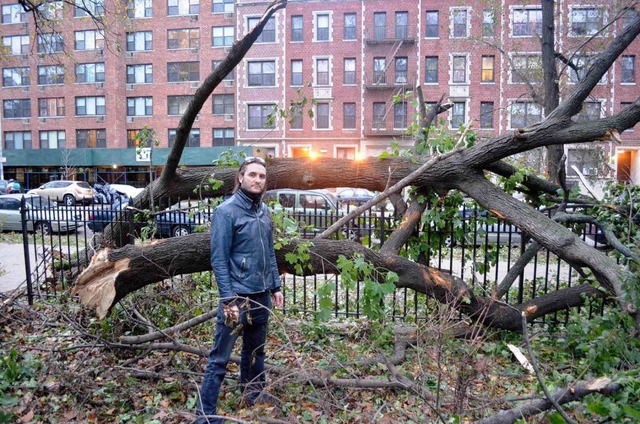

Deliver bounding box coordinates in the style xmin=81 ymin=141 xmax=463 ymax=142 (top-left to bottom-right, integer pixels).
xmin=475 ymin=377 xmax=621 ymax=424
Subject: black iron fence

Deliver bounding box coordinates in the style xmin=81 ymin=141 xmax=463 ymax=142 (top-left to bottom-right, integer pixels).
xmin=16 ymin=196 xmax=607 ymax=322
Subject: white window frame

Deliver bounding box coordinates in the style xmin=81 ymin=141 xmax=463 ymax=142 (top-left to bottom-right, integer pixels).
xmin=312 ymin=11 xmax=333 ymax=42
xmin=313 ymin=56 xmax=332 ymax=87
xmin=449 ymin=53 xmax=470 ymax=85
xmin=449 ymin=7 xmax=471 ymax=39
xmin=569 ymin=6 xmax=607 ymax=37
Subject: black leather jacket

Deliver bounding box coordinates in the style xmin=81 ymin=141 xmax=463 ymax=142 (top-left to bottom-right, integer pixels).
xmin=210 ymin=189 xmax=281 ymax=302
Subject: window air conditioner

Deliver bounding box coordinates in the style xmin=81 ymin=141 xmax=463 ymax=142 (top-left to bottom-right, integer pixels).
xmin=126 ymin=116 xmax=134 ymax=123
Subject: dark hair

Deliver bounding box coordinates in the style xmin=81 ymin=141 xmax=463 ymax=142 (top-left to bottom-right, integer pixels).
xmin=233 ymin=157 xmax=267 ymax=193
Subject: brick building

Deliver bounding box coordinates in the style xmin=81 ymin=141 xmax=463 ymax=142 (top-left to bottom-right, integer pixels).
xmin=1 ymin=0 xmax=639 ymax=188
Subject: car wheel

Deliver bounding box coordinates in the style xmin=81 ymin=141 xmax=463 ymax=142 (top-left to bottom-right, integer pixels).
xmin=444 ymin=235 xmax=457 ymax=248
xmin=34 ymin=221 xmax=52 ymax=236
xmin=172 ymin=225 xmax=190 ymax=237
xmin=63 ymin=194 xmax=76 ymax=207
xmin=340 ymin=223 xmax=360 ymax=241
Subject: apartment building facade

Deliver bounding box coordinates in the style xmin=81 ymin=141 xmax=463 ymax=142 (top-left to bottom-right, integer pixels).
xmin=1 ymin=0 xmax=639 ymax=188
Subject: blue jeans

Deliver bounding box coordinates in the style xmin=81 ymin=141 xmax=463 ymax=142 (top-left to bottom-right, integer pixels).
xmin=196 ymin=292 xmax=271 ymax=424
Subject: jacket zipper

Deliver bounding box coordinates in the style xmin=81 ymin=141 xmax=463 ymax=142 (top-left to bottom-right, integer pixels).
xmin=256 ymin=207 xmax=268 ymax=292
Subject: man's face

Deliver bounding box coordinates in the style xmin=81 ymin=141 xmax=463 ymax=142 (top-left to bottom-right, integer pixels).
xmin=239 ymin=163 xmax=267 ymax=195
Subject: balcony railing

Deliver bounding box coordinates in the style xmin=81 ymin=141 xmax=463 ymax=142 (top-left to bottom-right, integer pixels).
xmin=364 ymin=27 xmax=417 ymax=44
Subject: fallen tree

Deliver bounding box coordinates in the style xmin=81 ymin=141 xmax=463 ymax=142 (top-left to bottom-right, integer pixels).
xmin=73 ymin=0 xmax=640 ymax=333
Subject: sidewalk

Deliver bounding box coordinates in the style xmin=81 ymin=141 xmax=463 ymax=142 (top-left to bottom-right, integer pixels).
xmin=0 ymin=243 xmax=32 ymax=293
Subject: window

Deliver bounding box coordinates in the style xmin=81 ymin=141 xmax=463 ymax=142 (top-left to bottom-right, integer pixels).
xmin=316 ymin=103 xmax=329 ymax=129
xmin=291 ymin=60 xmax=303 ymax=86
xmin=336 ymin=147 xmax=356 ymax=160
xmin=395 ymin=57 xmax=407 ymax=83
xmin=373 ymin=57 xmax=386 ymax=84
xmin=622 ymin=7 xmax=637 ymax=30
xmin=512 ymin=8 xmax=542 ymax=36
xmin=4 ymin=131 xmax=32 ymax=150
xmin=395 ymin=12 xmax=408 ymax=38
xmin=373 ymin=102 xmax=385 ymax=128
xmin=168 ymin=128 xmax=200 ymax=147
xmin=425 ymin=11 xmax=438 ymax=37
xmin=168 ymin=28 xmax=199 ymax=49
xmin=480 ymin=102 xmax=494 ymax=129
xmin=40 ymin=130 xmax=65 ymax=149
xmin=393 ymin=102 xmax=407 ymax=129
xmin=213 ymin=0 xmax=233 ymax=14
xmin=248 ymin=16 xmax=275 ymax=43
xmin=127 ymin=129 xmax=146 ymax=147
xmin=126 ymin=31 xmax=153 ymax=51
xmin=212 ymin=60 xmax=234 ymax=81
xmin=76 ymin=96 xmax=106 ymax=116
xmin=452 ymin=55 xmax=467 ymax=83
xmin=212 ymin=94 xmax=234 ymax=115
xmin=168 ymin=62 xmax=198 ymax=82
xmin=212 ymin=26 xmax=233 ymax=47
xmin=575 ymin=101 xmax=602 ymax=122
xmin=126 ymin=97 xmax=152 ymax=116
xmin=248 ymin=104 xmax=275 ymax=129
xmin=74 ymin=0 xmax=104 ymax=17
xmin=167 ymin=0 xmax=199 ymax=16
xmin=291 ymin=15 xmax=303 ymax=42
xmin=344 ymin=58 xmax=355 ymax=85
xmin=510 ymin=101 xmax=542 ymax=128
xmin=569 ymin=55 xmax=592 ymax=83
xmin=127 ymin=0 xmax=152 ymax=18
xmin=213 ymin=128 xmax=234 ymax=146
xmin=38 ymin=33 xmax=64 ymax=53
xmin=373 ymin=12 xmax=386 ymax=39
xmin=452 ymin=9 xmax=468 ymax=38
xmin=76 ymin=129 xmax=106 ymax=148
xmin=567 ymin=149 xmax=600 ymax=177
xmin=316 ymin=13 xmax=330 ymax=41
xmin=127 ymin=64 xmax=153 ymax=83
xmin=167 ymin=95 xmax=193 ymax=116
xmin=571 ymin=8 xmax=603 ymax=36
xmin=290 ymin=104 xmax=302 ymax=129
xmin=2 ymin=4 xmax=27 ymax=24
xmin=38 ymin=98 xmax=65 ymax=117
xmin=3 ymin=99 xmax=30 ymax=118
xmin=75 ymin=30 xmax=104 ymax=51
xmin=37 ymin=65 xmax=64 ymax=85
xmin=450 ymin=102 xmax=465 ymax=128
xmin=622 ymin=56 xmax=635 ymax=83
xmin=343 ymin=103 xmax=355 ymax=129
xmin=2 ymin=35 xmax=29 ymax=55
xmin=511 ymin=54 xmax=542 ymax=83
xmin=76 ymin=62 xmax=105 ymax=83
xmin=2 ymin=67 xmax=29 ymax=87
xmin=316 ymin=58 xmax=329 ymax=86
xmin=39 ymin=1 xmax=63 ymax=20
xmin=425 ymin=56 xmax=438 ymax=83
xmin=481 ymin=56 xmax=494 ymax=82
xmin=344 ymin=13 xmax=356 ymax=40
xmin=248 ymin=61 xmax=275 ymax=87
xmin=483 ymin=10 xmax=495 ymax=37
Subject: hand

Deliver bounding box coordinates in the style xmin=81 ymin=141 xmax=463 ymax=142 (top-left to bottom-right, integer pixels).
xmin=272 ymin=291 xmax=284 ymax=308
xmin=223 ymin=303 xmax=240 ymax=326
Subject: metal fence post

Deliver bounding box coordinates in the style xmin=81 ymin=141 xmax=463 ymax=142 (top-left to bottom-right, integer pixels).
xmin=20 ymin=196 xmax=34 ymax=305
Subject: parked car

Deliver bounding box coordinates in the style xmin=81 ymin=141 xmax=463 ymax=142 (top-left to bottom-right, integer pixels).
xmin=264 ymin=188 xmax=364 ymax=239
xmin=28 ymin=180 xmax=94 ymax=206
xmin=154 ymin=200 xmax=212 ymax=238
xmin=441 ymin=207 xmax=524 ymax=247
xmin=87 ymin=197 xmax=132 ymax=233
xmin=336 ymin=188 xmax=376 ymax=205
xmin=0 ymin=194 xmax=81 ymax=235
xmin=88 ymin=198 xmax=210 ymax=238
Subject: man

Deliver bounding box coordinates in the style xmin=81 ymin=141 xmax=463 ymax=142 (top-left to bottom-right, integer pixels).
xmin=197 ymin=156 xmax=284 ymax=423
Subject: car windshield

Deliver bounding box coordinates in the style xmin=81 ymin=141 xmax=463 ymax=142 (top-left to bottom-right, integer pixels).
xmin=26 ymin=196 xmax=57 ymax=210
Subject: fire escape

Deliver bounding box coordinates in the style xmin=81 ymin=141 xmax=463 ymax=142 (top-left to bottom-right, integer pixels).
xmin=364 ymin=16 xmax=417 ymax=137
